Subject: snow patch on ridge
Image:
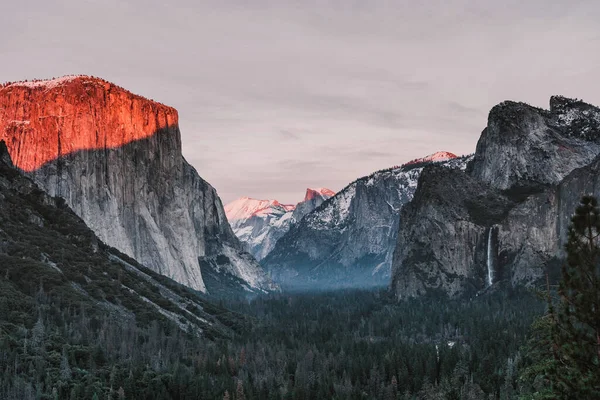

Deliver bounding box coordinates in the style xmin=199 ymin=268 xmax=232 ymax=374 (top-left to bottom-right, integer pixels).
xmin=225 ymin=188 xmax=335 ymax=260
xmin=225 ymin=197 xmax=294 ymax=222
xmin=6 ymin=75 xmax=88 ymax=89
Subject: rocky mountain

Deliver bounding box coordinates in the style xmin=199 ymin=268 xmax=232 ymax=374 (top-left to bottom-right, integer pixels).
xmin=392 ymin=96 xmax=600 ymax=299
xmin=0 ymin=75 xmax=275 ymax=295
xmin=0 ymin=140 xmax=244 ymax=339
xmin=262 ymin=152 xmax=470 ymax=290
xmin=292 ymin=187 xmax=337 ymax=222
xmin=225 ymin=188 xmax=334 ymax=260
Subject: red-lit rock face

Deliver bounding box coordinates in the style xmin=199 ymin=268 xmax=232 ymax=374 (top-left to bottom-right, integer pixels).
xmin=0 ymin=75 xmax=178 ymax=171
xmin=304 ymin=187 xmax=336 ymax=202
xmin=0 ymin=75 xmax=276 ymax=294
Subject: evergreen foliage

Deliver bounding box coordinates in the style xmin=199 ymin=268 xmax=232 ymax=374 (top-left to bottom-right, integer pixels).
xmin=4 ymin=139 xmax=595 ymax=399
xmin=520 ymin=195 xmax=600 ymax=399
xmin=0 ymin=285 xmax=543 ymax=399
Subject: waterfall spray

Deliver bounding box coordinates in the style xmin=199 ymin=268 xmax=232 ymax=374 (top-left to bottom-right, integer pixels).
xmin=486 ymin=227 xmax=494 ymax=286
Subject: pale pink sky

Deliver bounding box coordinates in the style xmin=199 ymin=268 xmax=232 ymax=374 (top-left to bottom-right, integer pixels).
xmin=2 ymin=0 xmax=600 ymax=203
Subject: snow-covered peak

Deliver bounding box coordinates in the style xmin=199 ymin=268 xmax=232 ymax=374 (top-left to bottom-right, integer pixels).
xmin=225 ymin=197 xmax=295 ymax=222
xmin=226 ymin=188 xmax=335 ymax=223
xmin=304 ymin=187 xmax=336 ymax=201
xmin=226 ymin=188 xmax=334 ymax=260
xmin=405 ymin=151 xmax=458 ymax=165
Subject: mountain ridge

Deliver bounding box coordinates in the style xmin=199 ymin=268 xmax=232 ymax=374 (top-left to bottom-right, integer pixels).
xmin=262 ymin=152 xmax=468 ymax=289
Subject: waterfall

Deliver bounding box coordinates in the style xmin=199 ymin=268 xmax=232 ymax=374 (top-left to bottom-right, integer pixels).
xmin=486 ymin=227 xmax=494 ymax=286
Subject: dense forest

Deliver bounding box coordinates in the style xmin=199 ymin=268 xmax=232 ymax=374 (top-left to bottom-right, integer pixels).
xmin=1 ymin=285 xmax=546 ymax=399
xmin=1 ymin=142 xmax=598 ymax=399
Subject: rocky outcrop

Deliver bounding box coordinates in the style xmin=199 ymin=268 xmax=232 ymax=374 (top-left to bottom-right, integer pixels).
xmin=469 ymin=97 xmax=600 ymax=190
xmin=263 ymin=154 xmax=469 ymax=290
xmin=0 ymin=76 xmax=275 ymax=294
xmin=392 ymin=96 xmax=600 ymax=299
xmin=225 ymin=188 xmax=334 ymax=260
xmin=292 ymin=188 xmax=336 ymax=223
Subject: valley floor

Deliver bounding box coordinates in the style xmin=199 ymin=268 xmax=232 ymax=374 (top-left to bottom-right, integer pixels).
xmin=1 ymin=286 xmax=544 ymax=400
xmin=220 ymin=288 xmax=543 ymax=400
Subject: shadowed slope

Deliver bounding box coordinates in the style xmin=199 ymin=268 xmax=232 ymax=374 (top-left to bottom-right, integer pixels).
xmin=0 ymin=140 xmax=244 ymax=338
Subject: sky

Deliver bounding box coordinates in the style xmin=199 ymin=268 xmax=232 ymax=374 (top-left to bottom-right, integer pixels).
xmin=2 ymin=0 xmax=600 ymax=204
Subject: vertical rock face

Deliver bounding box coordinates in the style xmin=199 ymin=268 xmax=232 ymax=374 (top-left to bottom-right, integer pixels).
xmin=0 ymin=76 xmax=178 ymax=172
xmin=262 ymin=154 xmax=470 ymax=290
xmin=392 ymin=165 xmax=514 ymax=298
xmin=0 ymin=76 xmax=274 ymax=294
xmin=470 ymin=97 xmax=600 ymax=190
xmin=224 ymin=188 xmax=334 ymax=260
xmin=392 ymin=96 xmax=600 ymax=299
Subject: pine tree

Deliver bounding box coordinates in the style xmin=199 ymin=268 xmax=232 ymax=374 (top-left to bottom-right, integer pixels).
xmin=31 ymin=314 xmax=45 ymax=352
xmin=553 ymin=195 xmax=600 ymax=397
xmin=236 ymin=380 xmax=245 ymax=400
xmin=520 ymin=195 xmax=600 ymax=398
xmin=60 ymin=347 xmax=71 ymax=381
xmin=519 ymin=309 xmax=558 ymax=399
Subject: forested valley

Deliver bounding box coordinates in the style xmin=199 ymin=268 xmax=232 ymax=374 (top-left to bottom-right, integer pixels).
xmin=1 ymin=284 xmax=546 ymax=399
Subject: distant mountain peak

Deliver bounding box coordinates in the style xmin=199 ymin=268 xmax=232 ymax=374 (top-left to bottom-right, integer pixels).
xmin=225 ymin=189 xmax=335 ymax=223
xmin=304 ymin=187 xmax=336 ymax=201
xmin=225 ymin=187 xmax=335 ymax=260
xmin=224 ymin=197 xmax=295 ymax=222
xmin=405 ymin=151 xmax=458 ymax=165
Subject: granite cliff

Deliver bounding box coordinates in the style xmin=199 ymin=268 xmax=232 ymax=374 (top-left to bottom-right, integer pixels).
xmin=0 ymin=75 xmax=274 ymax=295
xmin=392 ymin=96 xmax=600 ymax=298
